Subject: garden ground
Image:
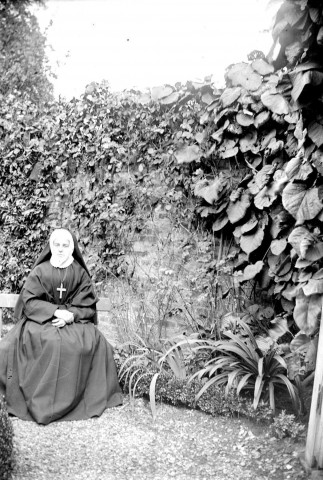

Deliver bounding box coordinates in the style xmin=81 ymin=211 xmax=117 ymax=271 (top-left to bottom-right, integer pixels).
xmin=11 ymin=397 xmax=308 ymax=480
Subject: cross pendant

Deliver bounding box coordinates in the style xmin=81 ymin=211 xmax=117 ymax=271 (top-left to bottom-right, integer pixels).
xmin=57 ymin=282 xmax=66 ymax=299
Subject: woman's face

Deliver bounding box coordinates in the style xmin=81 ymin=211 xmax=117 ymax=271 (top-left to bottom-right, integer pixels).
xmin=49 ymin=229 xmax=74 ymax=267
xmin=51 ymin=238 xmax=71 ymax=264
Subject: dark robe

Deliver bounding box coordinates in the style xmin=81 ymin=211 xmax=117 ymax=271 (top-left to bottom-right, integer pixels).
xmin=0 ymin=260 xmax=123 ymax=425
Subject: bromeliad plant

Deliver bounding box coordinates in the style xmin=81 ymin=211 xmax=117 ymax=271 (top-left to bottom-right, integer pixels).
xmin=118 ymin=334 xmax=188 ymax=419
xmin=189 ymin=321 xmax=299 ymax=414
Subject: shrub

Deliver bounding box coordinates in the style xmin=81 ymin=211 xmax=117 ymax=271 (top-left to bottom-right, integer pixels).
xmin=189 ymin=322 xmax=299 ymax=413
xmin=117 ymin=363 xmax=273 ymax=423
xmin=0 ymin=396 xmax=14 ymax=480
xmin=269 ymin=410 xmax=306 ymax=440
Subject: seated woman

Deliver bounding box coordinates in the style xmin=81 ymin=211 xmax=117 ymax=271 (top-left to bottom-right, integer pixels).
xmin=0 ymin=228 xmax=123 ymax=425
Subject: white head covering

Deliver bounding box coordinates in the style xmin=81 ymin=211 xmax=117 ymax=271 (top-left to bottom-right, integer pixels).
xmin=49 ymin=228 xmax=75 ymax=268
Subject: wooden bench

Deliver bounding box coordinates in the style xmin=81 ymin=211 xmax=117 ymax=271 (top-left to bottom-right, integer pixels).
xmin=0 ymin=293 xmax=111 ymax=335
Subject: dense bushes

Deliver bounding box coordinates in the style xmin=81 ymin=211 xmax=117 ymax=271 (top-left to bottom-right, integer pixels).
xmin=117 ymin=362 xmax=274 ymax=423
xmin=0 ymin=397 xmax=14 ymax=480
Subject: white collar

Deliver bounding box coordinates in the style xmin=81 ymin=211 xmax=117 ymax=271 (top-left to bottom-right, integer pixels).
xmin=50 ymin=256 xmax=74 ymax=269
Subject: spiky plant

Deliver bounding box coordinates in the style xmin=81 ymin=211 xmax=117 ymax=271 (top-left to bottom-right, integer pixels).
xmin=190 ymin=322 xmax=299 ymax=413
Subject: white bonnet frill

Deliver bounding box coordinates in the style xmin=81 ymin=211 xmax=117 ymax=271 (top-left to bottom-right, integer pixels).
xmin=49 ymin=229 xmax=74 ymax=268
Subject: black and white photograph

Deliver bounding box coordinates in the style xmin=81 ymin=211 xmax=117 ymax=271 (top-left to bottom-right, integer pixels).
xmin=0 ymin=0 xmax=322 ymax=479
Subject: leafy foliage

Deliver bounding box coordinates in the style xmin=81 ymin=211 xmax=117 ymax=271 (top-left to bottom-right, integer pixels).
xmin=0 ymin=94 xmax=55 ymax=291
xmin=0 ymin=2 xmax=53 ymax=104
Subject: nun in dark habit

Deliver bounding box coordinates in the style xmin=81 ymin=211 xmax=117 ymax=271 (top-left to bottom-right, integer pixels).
xmin=0 ymin=228 xmax=123 ymax=424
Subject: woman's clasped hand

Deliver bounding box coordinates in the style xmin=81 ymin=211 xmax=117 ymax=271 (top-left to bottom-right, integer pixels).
xmin=52 ymin=309 xmax=74 ymax=327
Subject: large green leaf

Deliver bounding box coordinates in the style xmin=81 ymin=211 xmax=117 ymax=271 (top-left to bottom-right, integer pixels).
xmin=270 ymin=238 xmax=287 ymax=256
xmin=295 ymin=258 xmax=314 ymax=269
xmin=284 ymin=111 xmax=299 ymax=124
xmin=259 ymin=129 xmax=276 ymax=151
xmin=285 ymin=132 xmax=299 ymax=157
xmin=227 ymin=63 xmax=262 ymax=91
xmin=214 ymin=110 xmax=232 ymax=126
xmin=281 ymin=298 xmax=294 ymax=313
xmin=227 ymin=192 xmax=251 ymax=224
xmin=151 ymin=85 xmax=173 ymax=101
xmin=275 ymin=2 xmax=305 ymax=29
xmin=211 ymin=125 xmax=226 ymax=144
xmin=311 ymin=148 xmax=323 ymax=175
xmin=290 ymin=332 xmax=311 ymax=354
xmin=212 ymin=213 xmax=229 ymax=232
xmin=269 ymin=317 xmax=289 ymax=341
xmin=304 ymin=243 xmax=323 ymax=262
xmin=160 ymin=92 xmax=180 ymax=105
xmin=286 ymin=41 xmax=303 ymax=65
xmin=235 ymin=260 xmax=264 ymax=283
xmin=241 ymin=214 xmax=258 ymax=234
xmin=240 ymin=225 xmax=265 ymax=254
xmin=308 ymin=121 xmax=323 ymax=147
xmin=252 ymin=59 xmax=274 ymax=76
xmin=175 ymin=145 xmax=200 ymax=164
xmin=291 ymin=70 xmax=323 ymax=102
xmin=313 ymin=268 xmax=323 ymax=280
xmin=288 ymin=226 xmax=323 ymax=262
xmin=303 ymin=279 xmax=323 ymax=296
xmin=293 ymin=291 xmax=321 ymax=335
xmin=261 ymin=90 xmax=289 ymax=115
xmin=284 ymin=154 xmax=303 ymax=180
xmin=268 ymin=251 xmax=291 ymax=278
xmin=305 ymin=337 xmax=318 ymax=372
xmin=317 ymin=26 xmax=323 ymax=45
xmin=288 ymin=226 xmax=315 ymax=257
xmin=201 ymin=92 xmax=217 ymax=105
xmin=282 ymin=184 xmax=323 ymax=223
xmin=270 ymin=207 xmax=294 ymax=239
xmin=255 ymin=165 xmax=276 ymax=189
xmin=266 ymin=138 xmax=284 ymax=156
xmin=255 ymin=336 xmax=274 ymax=354
xmin=254 ymin=184 xmax=278 ymax=210
xmin=236 ymin=112 xmax=254 ymax=127
xmin=194 ymin=175 xmax=229 ymax=204
xmin=254 ymin=110 xmax=271 ymax=128
xmin=221 ymin=146 xmax=239 ymax=159
xmin=220 ymin=87 xmax=241 ymax=107
xmin=227 ymin=121 xmax=243 ymax=136
xmin=218 ymin=138 xmax=238 ymax=159
xmin=239 ymin=130 xmax=257 ymax=153
xmin=310 ymin=8 xmax=322 ymax=24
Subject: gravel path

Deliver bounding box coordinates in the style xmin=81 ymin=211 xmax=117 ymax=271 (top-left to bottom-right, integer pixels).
xmin=11 ymin=397 xmax=308 ymax=480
